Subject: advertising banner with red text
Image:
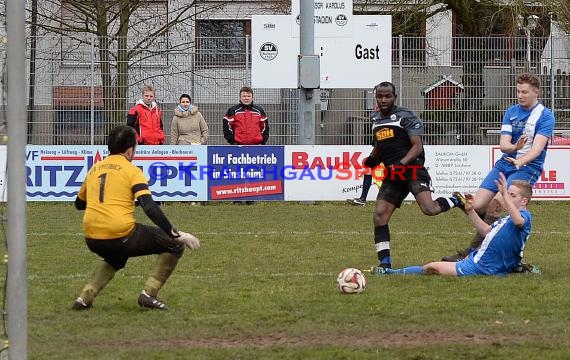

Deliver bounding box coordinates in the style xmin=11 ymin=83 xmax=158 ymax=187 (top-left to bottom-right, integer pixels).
xmin=284 ymin=145 xmax=376 ymax=201
xmin=492 ymin=146 xmax=570 ymax=199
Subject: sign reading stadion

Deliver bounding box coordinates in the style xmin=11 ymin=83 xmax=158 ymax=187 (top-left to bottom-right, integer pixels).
xmin=14 ymin=144 xmax=570 ymax=202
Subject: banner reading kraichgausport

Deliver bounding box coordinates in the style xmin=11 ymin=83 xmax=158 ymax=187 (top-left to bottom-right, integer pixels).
xmin=6 ymin=145 xmax=569 ymax=201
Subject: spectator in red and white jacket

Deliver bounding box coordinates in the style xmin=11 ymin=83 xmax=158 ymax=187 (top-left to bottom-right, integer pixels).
xmin=127 ymin=85 xmax=165 ymax=145
xmin=223 ymin=86 xmax=269 ymax=145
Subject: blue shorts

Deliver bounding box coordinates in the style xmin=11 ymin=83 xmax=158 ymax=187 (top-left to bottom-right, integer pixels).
xmin=455 ymin=257 xmax=488 ymax=276
xmin=479 ymin=158 xmax=541 ymax=193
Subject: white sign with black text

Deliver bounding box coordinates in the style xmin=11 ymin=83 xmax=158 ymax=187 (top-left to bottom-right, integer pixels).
xmin=251 ymin=15 xmax=392 ymax=88
xmin=291 ymin=0 xmax=353 ymax=38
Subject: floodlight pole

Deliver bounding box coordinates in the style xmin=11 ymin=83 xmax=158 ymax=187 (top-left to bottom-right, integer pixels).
xmin=517 ymin=14 xmax=538 ymax=71
xmin=6 ymin=0 xmax=28 ymax=358
xmin=297 ymin=0 xmax=316 ymax=145
xmin=548 ymin=12 xmax=555 ymax=115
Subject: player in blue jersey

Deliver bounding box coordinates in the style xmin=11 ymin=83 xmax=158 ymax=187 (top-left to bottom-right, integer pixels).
xmin=442 ymin=73 xmax=554 ymax=264
xmin=372 ymin=174 xmax=533 ymax=276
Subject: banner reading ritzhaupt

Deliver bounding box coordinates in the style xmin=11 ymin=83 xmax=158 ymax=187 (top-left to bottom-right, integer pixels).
xmin=24 ymin=145 xmax=208 ymax=201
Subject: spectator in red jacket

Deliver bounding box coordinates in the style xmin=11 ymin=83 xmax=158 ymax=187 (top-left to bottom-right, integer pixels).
xmin=223 ymin=86 xmax=269 ymax=145
xmin=127 ymin=85 xmax=165 ymax=145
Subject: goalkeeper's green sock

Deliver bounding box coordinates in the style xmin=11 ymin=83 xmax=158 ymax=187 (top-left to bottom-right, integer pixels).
xmin=143 ymin=252 xmax=179 ymax=297
xmin=80 ymin=261 xmax=117 ymax=304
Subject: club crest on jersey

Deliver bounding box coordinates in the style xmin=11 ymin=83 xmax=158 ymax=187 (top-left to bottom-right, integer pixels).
xmin=390 ymin=114 xmax=397 ymax=121
xmin=375 ymin=128 xmax=394 ymax=141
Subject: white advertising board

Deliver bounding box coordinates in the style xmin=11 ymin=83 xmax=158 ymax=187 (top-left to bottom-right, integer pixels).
xmin=424 ymin=146 xmax=489 ymax=198
xmin=284 ymin=145 xmax=371 ymax=200
xmin=492 ymin=146 xmax=570 ymax=199
xmin=251 ymin=15 xmax=392 ymax=89
xmin=283 ymin=145 xmax=491 ymax=201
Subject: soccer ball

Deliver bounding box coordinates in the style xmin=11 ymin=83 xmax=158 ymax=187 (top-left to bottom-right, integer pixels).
xmin=336 ymin=268 xmax=366 ymax=294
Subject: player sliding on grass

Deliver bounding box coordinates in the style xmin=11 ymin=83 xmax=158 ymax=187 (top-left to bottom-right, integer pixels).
xmin=371 ymin=174 xmax=535 ymax=276
xmin=72 ymin=125 xmax=200 ymax=311
xmin=364 ymin=81 xmax=465 ymax=271
xmin=441 ymin=73 xmax=555 ymax=267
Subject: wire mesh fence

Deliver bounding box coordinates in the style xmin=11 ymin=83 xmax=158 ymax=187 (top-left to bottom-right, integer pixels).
xmin=8 ymin=34 xmax=570 ymax=146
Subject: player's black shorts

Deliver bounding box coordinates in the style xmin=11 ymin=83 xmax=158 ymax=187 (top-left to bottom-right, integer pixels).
xmin=376 ymin=166 xmax=433 ymax=208
xmin=85 ymin=223 xmax=184 ymax=270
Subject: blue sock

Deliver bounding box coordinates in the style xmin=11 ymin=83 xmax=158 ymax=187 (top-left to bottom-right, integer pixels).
xmin=387 ymin=266 xmax=424 ymax=275
xmin=360 ymin=174 xmax=372 ymax=199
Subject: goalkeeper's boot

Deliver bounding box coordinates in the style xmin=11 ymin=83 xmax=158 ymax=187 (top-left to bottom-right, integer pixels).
xmin=71 ymin=297 xmax=92 ymax=311
xmin=346 ymin=198 xmax=366 ymax=206
xmin=138 ymin=290 xmax=169 ymax=310
xmin=451 ymin=192 xmax=466 ymax=210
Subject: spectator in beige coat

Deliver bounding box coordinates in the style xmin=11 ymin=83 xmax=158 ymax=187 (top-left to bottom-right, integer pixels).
xmin=171 ymin=94 xmax=208 ymax=145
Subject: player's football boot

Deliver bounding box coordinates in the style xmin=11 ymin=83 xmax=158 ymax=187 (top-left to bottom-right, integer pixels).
xmin=441 ymin=247 xmax=471 ymax=262
xmin=512 ymin=262 xmax=542 ymax=274
xmin=346 ymin=198 xmax=366 ymax=206
xmin=370 ymin=266 xmax=388 ymax=275
xmin=138 ymin=290 xmax=169 ymax=310
xmin=71 ymin=297 xmax=92 ymax=310
xmin=451 ymin=192 xmax=466 ymax=210
xmin=370 ymin=262 xmax=392 ymax=275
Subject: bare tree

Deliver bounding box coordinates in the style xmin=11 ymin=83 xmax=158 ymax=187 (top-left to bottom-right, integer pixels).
xmin=24 ymin=0 xmax=225 ymax=134
xmin=541 ymin=1 xmax=570 ymax=33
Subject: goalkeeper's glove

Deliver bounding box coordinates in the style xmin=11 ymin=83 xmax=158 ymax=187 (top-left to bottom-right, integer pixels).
xmin=175 ymin=230 xmax=201 ymax=250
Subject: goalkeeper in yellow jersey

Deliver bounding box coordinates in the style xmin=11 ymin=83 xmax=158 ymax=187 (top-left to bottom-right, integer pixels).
xmin=72 ymin=125 xmax=200 ymax=311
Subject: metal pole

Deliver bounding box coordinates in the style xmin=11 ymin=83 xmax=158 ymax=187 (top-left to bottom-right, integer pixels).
xmin=26 ymin=0 xmax=37 ymax=145
xmin=90 ymin=34 xmax=95 ymax=145
xmin=191 ymin=40 xmax=195 ymax=100
xmin=549 ymin=14 xmax=555 ymax=114
xmin=298 ymin=0 xmax=315 ymax=145
xmin=398 ymin=34 xmax=403 ymax=105
xmin=6 ymin=0 xmax=28 ymax=358
xmin=245 ymin=35 xmax=250 ymax=85
xmin=526 ymin=29 xmax=531 ymax=71
xmin=192 ymin=1 xmax=196 ymax=98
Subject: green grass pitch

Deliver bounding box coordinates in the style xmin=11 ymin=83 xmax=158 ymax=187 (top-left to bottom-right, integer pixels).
xmin=4 ymin=201 xmax=570 ymax=359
